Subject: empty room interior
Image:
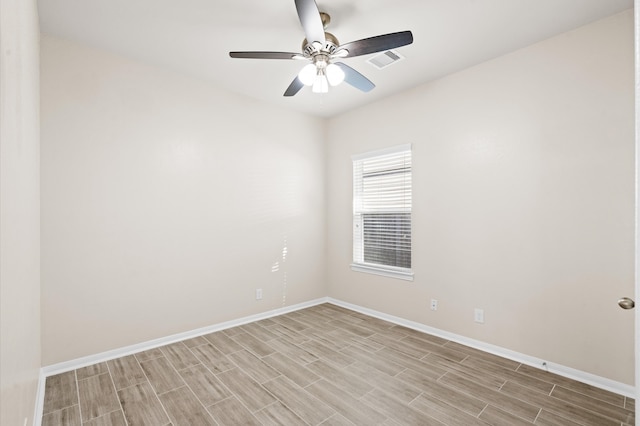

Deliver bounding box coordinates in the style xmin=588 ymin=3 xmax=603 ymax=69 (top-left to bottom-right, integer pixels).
xmin=1 ymin=0 xmax=637 ymax=425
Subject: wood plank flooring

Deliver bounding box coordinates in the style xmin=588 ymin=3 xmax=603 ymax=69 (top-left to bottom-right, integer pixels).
xmin=41 ymin=303 xmax=635 ymax=426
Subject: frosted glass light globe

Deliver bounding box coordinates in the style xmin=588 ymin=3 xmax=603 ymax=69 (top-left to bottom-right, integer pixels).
xmin=312 ymin=75 xmax=329 ymax=93
xmin=298 ymin=63 xmax=317 ymax=86
xmin=326 ymin=63 xmax=345 ymax=86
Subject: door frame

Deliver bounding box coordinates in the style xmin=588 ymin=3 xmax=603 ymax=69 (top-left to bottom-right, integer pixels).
xmin=634 ymin=2 xmax=639 ymax=424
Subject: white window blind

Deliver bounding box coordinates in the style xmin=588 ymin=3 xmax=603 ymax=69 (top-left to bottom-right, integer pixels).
xmin=352 ymin=144 xmax=412 ymax=280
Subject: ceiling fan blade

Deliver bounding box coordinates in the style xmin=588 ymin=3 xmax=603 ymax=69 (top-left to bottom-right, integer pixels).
xmin=336 ymin=31 xmax=413 ymax=58
xmin=284 ymin=76 xmax=305 ymax=97
xmin=294 ymin=0 xmax=326 ymax=46
xmin=229 ymin=51 xmax=301 ymax=60
xmin=334 ymin=63 xmax=375 ymax=92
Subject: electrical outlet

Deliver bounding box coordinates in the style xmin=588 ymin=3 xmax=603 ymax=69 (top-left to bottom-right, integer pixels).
xmin=430 ymin=299 xmax=438 ymax=311
xmin=474 ymin=308 xmax=484 ymax=323
xmin=256 ymin=288 xmax=263 ymax=300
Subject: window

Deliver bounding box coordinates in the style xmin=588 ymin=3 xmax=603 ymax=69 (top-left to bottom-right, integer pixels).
xmin=352 ymin=144 xmax=413 ymax=281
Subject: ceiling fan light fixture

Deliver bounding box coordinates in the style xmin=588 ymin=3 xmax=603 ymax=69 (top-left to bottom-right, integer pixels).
xmin=229 ymin=2 xmax=414 ymax=97
xmin=312 ymin=72 xmax=329 ymax=93
xmin=326 ymin=63 xmax=345 ymax=86
xmin=298 ymin=63 xmax=317 ymax=86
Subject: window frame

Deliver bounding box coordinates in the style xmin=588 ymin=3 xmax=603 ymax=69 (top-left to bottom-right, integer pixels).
xmin=351 ymin=144 xmax=414 ymax=281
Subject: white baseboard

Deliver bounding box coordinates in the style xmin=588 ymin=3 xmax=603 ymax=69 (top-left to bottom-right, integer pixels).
xmin=40 ymin=297 xmax=329 ymax=378
xmin=35 ymin=295 xmax=634 ymax=426
xmin=35 ymin=297 xmax=328 ymax=425
xmin=327 ymin=298 xmax=635 ymax=398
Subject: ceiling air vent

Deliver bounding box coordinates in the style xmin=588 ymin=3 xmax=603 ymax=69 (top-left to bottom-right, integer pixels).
xmin=367 ymin=50 xmax=404 ymax=70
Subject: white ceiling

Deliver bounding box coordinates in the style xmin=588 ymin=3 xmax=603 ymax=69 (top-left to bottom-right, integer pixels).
xmin=38 ymin=0 xmax=633 ymax=118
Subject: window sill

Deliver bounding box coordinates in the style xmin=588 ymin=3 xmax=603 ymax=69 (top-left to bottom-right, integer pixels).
xmin=350 ymin=263 xmax=414 ymax=281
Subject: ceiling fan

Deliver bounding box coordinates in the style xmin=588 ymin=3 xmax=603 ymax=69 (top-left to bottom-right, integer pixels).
xmin=229 ymin=0 xmax=413 ymax=96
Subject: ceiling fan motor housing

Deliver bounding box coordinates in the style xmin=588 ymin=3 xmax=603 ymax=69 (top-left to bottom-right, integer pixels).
xmin=302 ymin=31 xmax=340 ymax=57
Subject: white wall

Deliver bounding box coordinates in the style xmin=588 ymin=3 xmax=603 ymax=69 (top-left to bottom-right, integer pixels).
xmin=326 ymin=11 xmax=635 ymax=384
xmin=40 ymin=36 xmax=326 ymax=365
xmin=0 ymin=0 xmax=41 ymax=424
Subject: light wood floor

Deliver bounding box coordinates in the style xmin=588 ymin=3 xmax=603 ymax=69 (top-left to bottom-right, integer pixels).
xmin=41 ymin=303 xmax=635 ymax=426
